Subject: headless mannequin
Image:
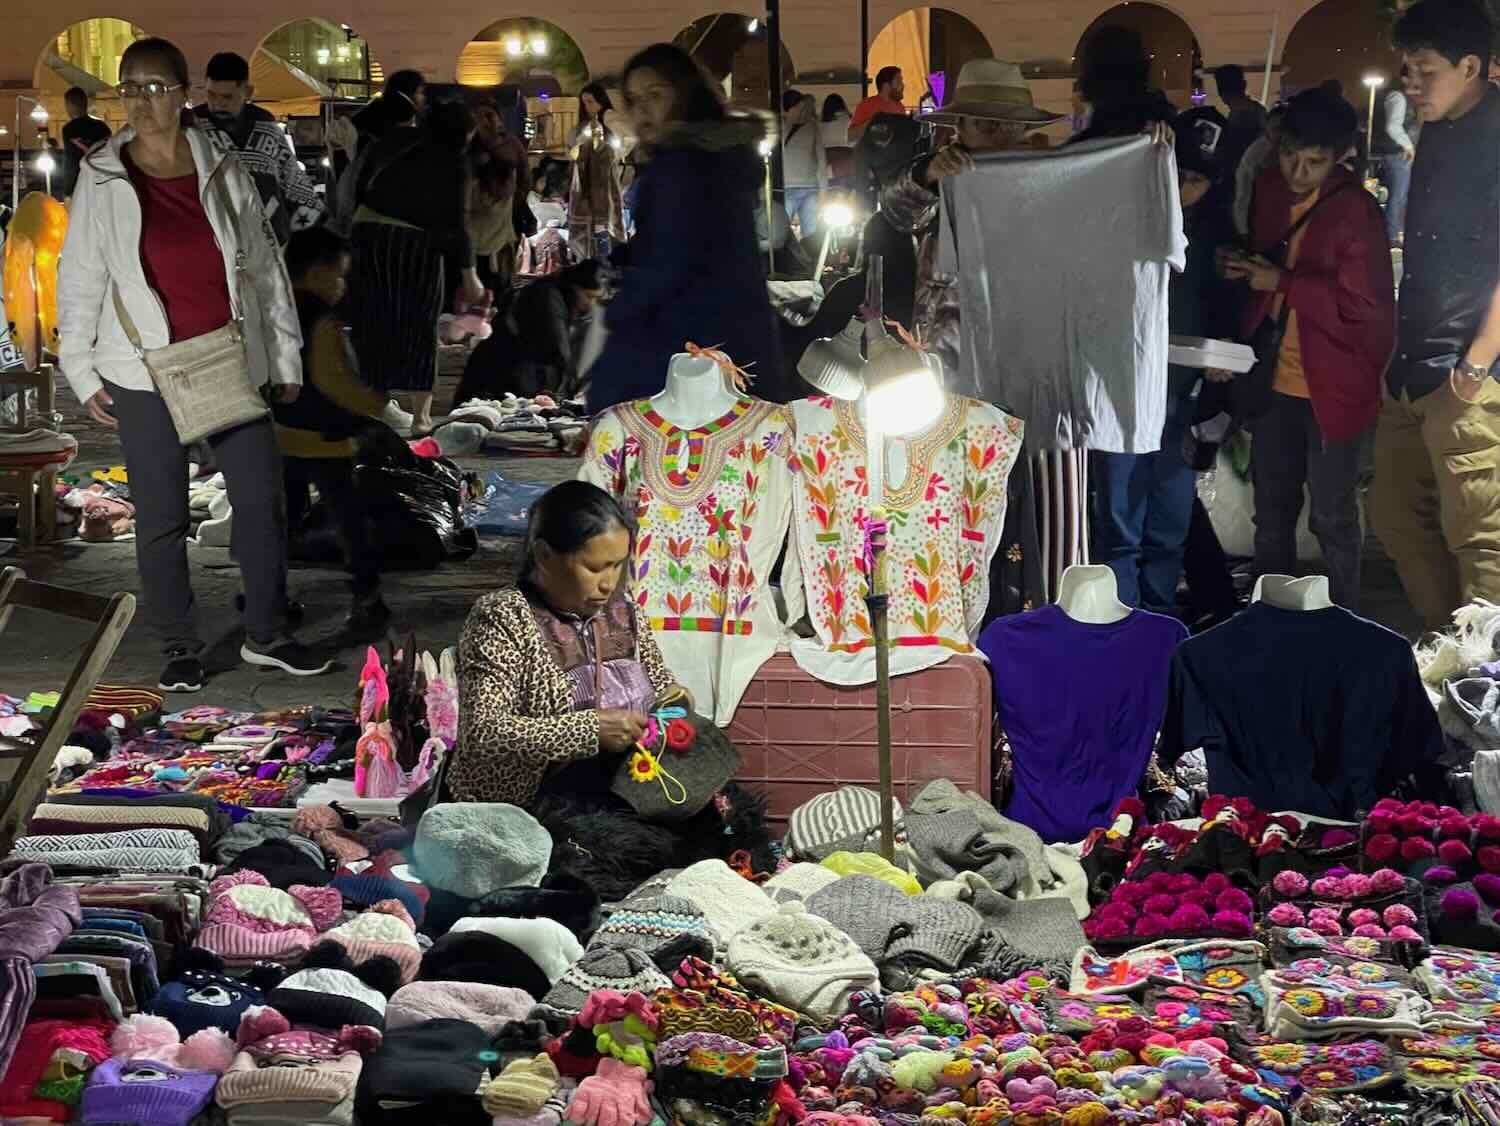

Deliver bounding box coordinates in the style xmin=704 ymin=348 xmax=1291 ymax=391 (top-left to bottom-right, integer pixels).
xmin=1056 ymin=564 xmax=1131 ymax=624
xmin=1251 ymin=574 xmax=1333 ymax=610
xmin=650 ymin=352 xmax=740 ymax=430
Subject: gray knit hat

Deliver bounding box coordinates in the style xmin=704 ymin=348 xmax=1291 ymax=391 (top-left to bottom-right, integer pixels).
xmin=591 ymin=893 xmax=718 ymax=968
xmin=927 ymin=872 xmax=1086 ymax=963
xmin=533 ymin=947 xmax=671 ymax=1023
xmin=413 ymin=803 xmax=552 ymax=898
xmin=785 ymin=787 xmax=903 ymax=861
xmin=904 ymin=808 xmax=1031 ymax=893
xmin=725 ymin=902 xmax=879 ymax=1020
xmin=805 ymin=875 xmax=984 ymax=970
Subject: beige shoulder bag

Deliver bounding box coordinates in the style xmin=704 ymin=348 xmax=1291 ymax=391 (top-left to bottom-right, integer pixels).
xmin=111 ymin=167 xmax=271 ymax=445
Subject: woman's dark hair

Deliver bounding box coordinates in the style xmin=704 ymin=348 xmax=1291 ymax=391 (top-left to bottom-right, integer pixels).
xmin=623 ymin=43 xmax=725 ymax=125
xmin=557 ymin=258 xmax=605 ymax=295
xmin=386 ymin=69 xmax=426 ymax=100
xmin=782 ymin=88 xmax=804 ymax=113
xmin=821 ymin=93 xmax=848 ymax=122
xmin=120 ymin=37 xmax=190 ymax=88
xmin=1077 ymin=25 xmax=1150 ymax=105
xmin=1279 ymin=87 xmax=1358 ymax=155
xmin=521 ymin=481 xmax=632 ymax=579
xmin=1395 ymin=0 xmax=1494 ymax=70
xmin=424 ymin=99 xmax=475 ymax=148
xmin=580 ymin=81 xmax=614 ymax=125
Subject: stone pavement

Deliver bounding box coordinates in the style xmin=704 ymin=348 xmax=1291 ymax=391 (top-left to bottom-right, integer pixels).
xmin=0 ymin=374 xmax=1423 ymax=712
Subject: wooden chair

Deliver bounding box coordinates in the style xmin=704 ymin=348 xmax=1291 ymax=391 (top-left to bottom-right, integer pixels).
xmin=0 ymin=567 xmax=134 ymax=859
xmin=0 ymin=365 xmax=60 ymax=550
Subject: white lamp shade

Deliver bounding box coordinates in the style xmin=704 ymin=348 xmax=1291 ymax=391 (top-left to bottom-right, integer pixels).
xmin=797 ymin=318 xmax=865 ymax=401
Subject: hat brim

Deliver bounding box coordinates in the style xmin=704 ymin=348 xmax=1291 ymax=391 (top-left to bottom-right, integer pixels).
xmin=926 ymin=102 xmax=1063 ymax=126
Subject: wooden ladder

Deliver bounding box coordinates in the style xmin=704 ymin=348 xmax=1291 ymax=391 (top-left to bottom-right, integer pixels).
xmin=0 ymin=567 xmax=134 ymax=858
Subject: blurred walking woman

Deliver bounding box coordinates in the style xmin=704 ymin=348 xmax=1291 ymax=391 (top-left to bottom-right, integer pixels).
xmin=58 ymin=37 xmax=329 ymax=692
xmin=569 ymin=82 xmax=626 ymax=258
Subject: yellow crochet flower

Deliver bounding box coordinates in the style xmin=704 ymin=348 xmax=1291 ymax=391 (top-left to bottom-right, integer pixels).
xmin=627 ymin=749 xmax=661 ymax=782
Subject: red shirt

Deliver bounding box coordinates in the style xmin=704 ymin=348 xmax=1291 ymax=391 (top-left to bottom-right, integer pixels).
xmin=124 ymin=150 xmax=232 ymax=343
xmin=850 ymin=95 xmax=907 ymax=130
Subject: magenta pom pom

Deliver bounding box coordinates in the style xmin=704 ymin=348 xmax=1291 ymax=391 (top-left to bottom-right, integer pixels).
xmin=1363 ymin=833 xmax=1400 ymax=863
xmin=1345 ymin=874 xmax=1374 ymax=898
xmin=1135 ymin=913 xmax=1173 ymax=939
xmin=1267 ymin=903 xmax=1306 ymax=927
xmin=1320 ymin=828 xmax=1358 ymax=849
xmin=1216 ymin=888 xmax=1254 ymax=915
xmin=1351 ymin=924 xmax=1388 ymax=939
xmin=1396 ymin=812 xmax=1433 ymax=836
xmin=1439 ymin=815 xmax=1471 ymax=840
xmin=1142 ymin=893 xmax=1178 ymax=916
xmin=1365 ymin=811 xmax=1396 ymax=834
xmin=1272 ymin=870 xmax=1310 ymax=897
xmin=1475 ymin=815 xmax=1500 ymax=842
xmin=1383 ymin=904 xmax=1418 ymax=927
xmin=1169 ymin=904 xmax=1212 ymax=933
xmin=1442 ymin=887 xmax=1482 ymax=920
xmin=1115 ymin=881 xmax=1150 ymax=906
xmin=1347 ymin=908 xmax=1379 ymax=927
xmin=1181 ymin=888 xmax=1214 ymax=910
xmin=1401 ymin=836 xmax=1437 ymax=861
xmin=1202 ymin=872 xmax=1231 ymax=895
xmin=1475 ymin=874 xmax=1500 ymax=905
xmin=1312 ymin=876 xmax=1342 ymax=897
xmin=1328 ymin=866 xmax=1353 ymax=878
xmin=1389 ymin=924 xmax=1422 ymax=943
xmin=1308 ymin=916 xmax=1343 ymax=936
xmin=1307 ymin=907 xmax=1342 ymax=924
xmin=1084 ymin=914 xmax=1132 ymax=941
xmin=1145 ymin=871 xmax=1175 ymax=893
xmin=1167 ymin=873 xmax=1199 ymax=894
xmin=1439 ymin=839 xmax=1473 ymax=866
xmin=1424 ymin=865 xmax=1459 ymax=886
xmin=1369 ymin=869 xmax=1405 ymax=893
xmin=1479 ymin=846 xmax=1500 ymax=873
xmin=1210 ymin=910 xmax=1253 ymax=937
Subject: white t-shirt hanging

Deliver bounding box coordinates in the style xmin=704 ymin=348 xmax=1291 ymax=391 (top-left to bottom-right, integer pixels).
xmin=937 ymin=135 xmax=1186 ymax=454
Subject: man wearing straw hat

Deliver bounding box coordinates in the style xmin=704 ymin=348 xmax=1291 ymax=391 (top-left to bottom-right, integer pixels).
xmin=879 ymin=58 xmax=1062 ymax=377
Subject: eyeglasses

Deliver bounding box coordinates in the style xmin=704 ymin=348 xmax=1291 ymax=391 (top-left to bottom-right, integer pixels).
xmin=115 ymin=81 xmax=184 ymax=101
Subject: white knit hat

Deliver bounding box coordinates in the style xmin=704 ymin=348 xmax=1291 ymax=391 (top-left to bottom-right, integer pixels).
xmin=665 ymin=860 xmax=775 ymax=949
xmin=449 ymin=916 xmax=584 ymax=985
xmin=726 ymin=902 xmax=879 ymax=1020
xmin=785 ymin=787 xmax=903 ymax=861
xmin=764 ymin=863 xmax=841 ymax=904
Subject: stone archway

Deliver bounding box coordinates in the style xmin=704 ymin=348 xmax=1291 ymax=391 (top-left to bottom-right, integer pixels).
xmin=256 ymin=17 xmax=381 ymax=104
xmin=868 ymin=7 xmax=992 ymax=110
xmin=1280 ymin=0 xmax=1401 ymax=101
xmin=1075 ymin=2 xmax=1201 ymax=108
xmin=673 ymin=12 xmax=796 ymax=109
xmin=32 ymin=17 xmax=147 ymax=132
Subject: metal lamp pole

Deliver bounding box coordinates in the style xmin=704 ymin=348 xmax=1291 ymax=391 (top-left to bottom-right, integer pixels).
xmin=12 ymin=97 xmax=49 ymax=213
xmin=1363 ymin=74 xmax=1384 ymax=166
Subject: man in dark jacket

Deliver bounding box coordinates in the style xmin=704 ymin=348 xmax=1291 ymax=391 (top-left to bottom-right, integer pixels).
xmin=195 ymin=52 xmax=323 ymax=245
xmin=1225 ymin=87 xmax=1394 ymax=611
xmin=1372 ymin=0 xmax=1500 ymax=629
xmin=351 ymin=69 xmax=425 ymax=153
xmin=59 ymin=87 xmax=111 ymax=200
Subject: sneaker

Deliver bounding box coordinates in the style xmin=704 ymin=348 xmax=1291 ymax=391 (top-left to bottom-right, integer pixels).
xmin=382 ymin=400 xmax=414 ymax=434
xmin=159 ymin=650 xmax=205 ymax=693
xmin=241 ymin=638 xmax=334 ymax=677
xmin=234 ymin=594 xmax=305 ymax=628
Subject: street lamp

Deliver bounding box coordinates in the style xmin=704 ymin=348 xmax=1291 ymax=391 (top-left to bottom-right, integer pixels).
xmin=12 ymin=96 xmax=49 ymax=212
xmin=1363 ymin=73 xmax=1384 ymax=160
xmin=814 ymin=198 xmax=855 ymax=281
xmin=34 ymin=152 xmax=54 ymax=196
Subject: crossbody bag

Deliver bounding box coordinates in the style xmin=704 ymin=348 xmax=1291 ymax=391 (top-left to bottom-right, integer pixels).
xmin=111 ymin=167 xmax=269 ymax=445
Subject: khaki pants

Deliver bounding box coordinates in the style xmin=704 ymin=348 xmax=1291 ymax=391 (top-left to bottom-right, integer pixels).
xmin=1370 ymin=378 xmax=1500 ymax=628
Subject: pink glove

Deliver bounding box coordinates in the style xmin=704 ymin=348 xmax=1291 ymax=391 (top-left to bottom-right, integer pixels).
xmin=566 ymin=1057 xmax=652 ymax=1126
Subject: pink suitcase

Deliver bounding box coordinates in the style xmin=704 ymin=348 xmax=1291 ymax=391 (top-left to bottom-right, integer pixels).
xmin=728 ymin=654 xmax=992 ymax=825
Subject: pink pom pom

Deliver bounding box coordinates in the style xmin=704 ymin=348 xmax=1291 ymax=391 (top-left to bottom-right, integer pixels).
xmin=1084 ymin=914 xmax=1132 ymax=941
xmin=1115 ymin=881 xmax=1150 ymax=906
xmin=1396 ymin=812 xmax=1434 ymax=836
xmin=1365 ymin=811 xmax=1396 ymax=834
xmin=1474 ymin=815 xmax=1500 ymax=842
xmin=1216 ymin=888 xmax=1254 ymax=915
xmin=1345 ymin=874 xmax=1374 ymax=898
xmin=1425 ymin=865 xmax=1460 ymax=886
xmin=1442 ymin=887 xmax=1482 ymax=920
xmin=1369 ymin=869 xmax=1406 ymax=893
xmin=1312 ymin=876 xmax=1342 ymax=897
xmin=1272 ymin=870 xmax=1310 ymax=897
xmin=1383 ymin=904 xmax=1418 ymax=927
xmin=1267 ymin=903 xmax=1306 ymax=927
xmin=1364 ymin=833 xmax=1400 ymax=863
xmin=1389 ymin=924 xmax=1423 ymax=943
xmin=1210 ymin=910 xmax=1254 ymax=937
xmin=1143 ymin=894 xmax=1178 ymax=916
xmin=1135 ymin=913 xmax=1173 ymax=939
xmin=1475 ymin=874 xmax=1500 ymax=905
xmin=1309 ymin=916 xmax=1344 ymax=936
xmin=1347 ymin=908 xmax=1379 ymax=927
xmin=1308 ymin=908 xmax=1342 ymax=926
xmin=1181 ymin=889 xmax=1215 ymax=910
xmin=1351 ymin=924 xmax=1388 ymax=939
xmin=110 ymin=1014 xmax=180 ymax=1060
xmin=1202 ymin=872 xmax=1231 ymax=895
xmin=1439 ymin=815 xmax=1472 ymax=840
xmin=236 ymin=1007 xmax=290 ymax=1048
xmin=1145 ymin=872 xmax=1175 ymax=893
xmin=1479 ymin=846 xmax=1500 ymax=874
xmin=1169 ymin=904 xmax=1212 ymax=933
xmin=1321 ymin=828 xmax=1357 ymax=849
xmin=176 ymin=1028 xmax=236 ymax=1073
xmin=1167 ymin=873 xmax=1199 ymax=894
xmin=1401 ymin=837 xmax=1437 ymax=862
xmin=1439 ymin=839 xmax=1474 ymax=866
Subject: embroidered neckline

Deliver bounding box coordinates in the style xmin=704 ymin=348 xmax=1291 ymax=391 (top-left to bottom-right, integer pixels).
xmin=619 ymin=398 xmax=782 ymax=503
xmin=831 ymin=395 xmax=968 ymax=509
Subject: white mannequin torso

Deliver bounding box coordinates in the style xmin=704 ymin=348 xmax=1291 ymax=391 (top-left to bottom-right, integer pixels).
xmin=1251 ymin=574 xmax=1333 ymax=610
xmin=1056 ymin=564 xmax=1131 ymax=624
xmin=649 ymin=352 xmax=740 ymax=430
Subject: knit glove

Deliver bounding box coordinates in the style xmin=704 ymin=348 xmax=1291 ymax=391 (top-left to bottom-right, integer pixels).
xmin=593 ymin=1013 xmax=656 ymax=1070
xmin=484 ymin=1053 xmax=561 ymax=1118
xmin=565 ymin=1057 xmax=653 ymax=1126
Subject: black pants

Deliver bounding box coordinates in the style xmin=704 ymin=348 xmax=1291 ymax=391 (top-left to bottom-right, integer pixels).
xmin=283 ymin=457 xmax=380 ymax=598
xmin=108 ymin=381 xmax=289 ymax=652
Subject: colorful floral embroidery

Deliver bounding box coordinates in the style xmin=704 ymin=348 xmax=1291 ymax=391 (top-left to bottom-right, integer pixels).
xmin=1283 ymin=988 xmax=1331 ymax=1017
xmin=1202 ymin=967 xmax=1248 ymax=990
xmin=1252 ymin=1042 xmax=1311 ymax=1071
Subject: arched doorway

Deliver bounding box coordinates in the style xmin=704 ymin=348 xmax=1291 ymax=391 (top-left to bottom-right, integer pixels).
xmin=1075 ymin=3 xmax=1201 ymax=109
xmin=674 ymin=14 xmax=795 ymax=110
xmin=1281 ymin=0 xmax=1401 ymax=102
xmin=256 ymin=18 xmax=380 ymax=108
xmin=33 ymin=18 xmax=147 ymax=132
xmin=868 ymin=8 xmax=992 ymax=110
xmin=458 ymin=18 xmax=589 ymax=92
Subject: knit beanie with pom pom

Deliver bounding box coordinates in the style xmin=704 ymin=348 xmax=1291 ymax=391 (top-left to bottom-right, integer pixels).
xmin=268 ymin=942 xmax=403 ymax=1031
xmin=318 ymin=901 xmax=423 ymax=984
xmin=725 ymin=902 xmax=879 ymax=1021
xmin=149 ymin=952 xmax=264 ymax=1038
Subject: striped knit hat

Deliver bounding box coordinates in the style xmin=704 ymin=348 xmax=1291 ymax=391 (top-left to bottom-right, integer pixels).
xmin=785 ymin=787 xmax=905 ymax=861
xmin=591 ymin=894 xmax=717 ymax=968
xmin=533 ymin=948 xmax=671 ymax=1025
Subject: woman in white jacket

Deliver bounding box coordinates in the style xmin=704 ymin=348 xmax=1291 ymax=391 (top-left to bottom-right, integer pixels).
xmin=58 ymin=36 xmax=330 ymax=691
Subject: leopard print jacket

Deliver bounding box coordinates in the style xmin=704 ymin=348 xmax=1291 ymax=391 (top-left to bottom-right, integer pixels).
xmin=452 ymin=587 xmax=675 ymax=806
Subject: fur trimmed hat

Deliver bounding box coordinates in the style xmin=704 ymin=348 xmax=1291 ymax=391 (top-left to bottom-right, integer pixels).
xmin=387 ymin=981 xmax=537 ymax=1036
xmin=419 ymin=932 xmax=551 ymax=1000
